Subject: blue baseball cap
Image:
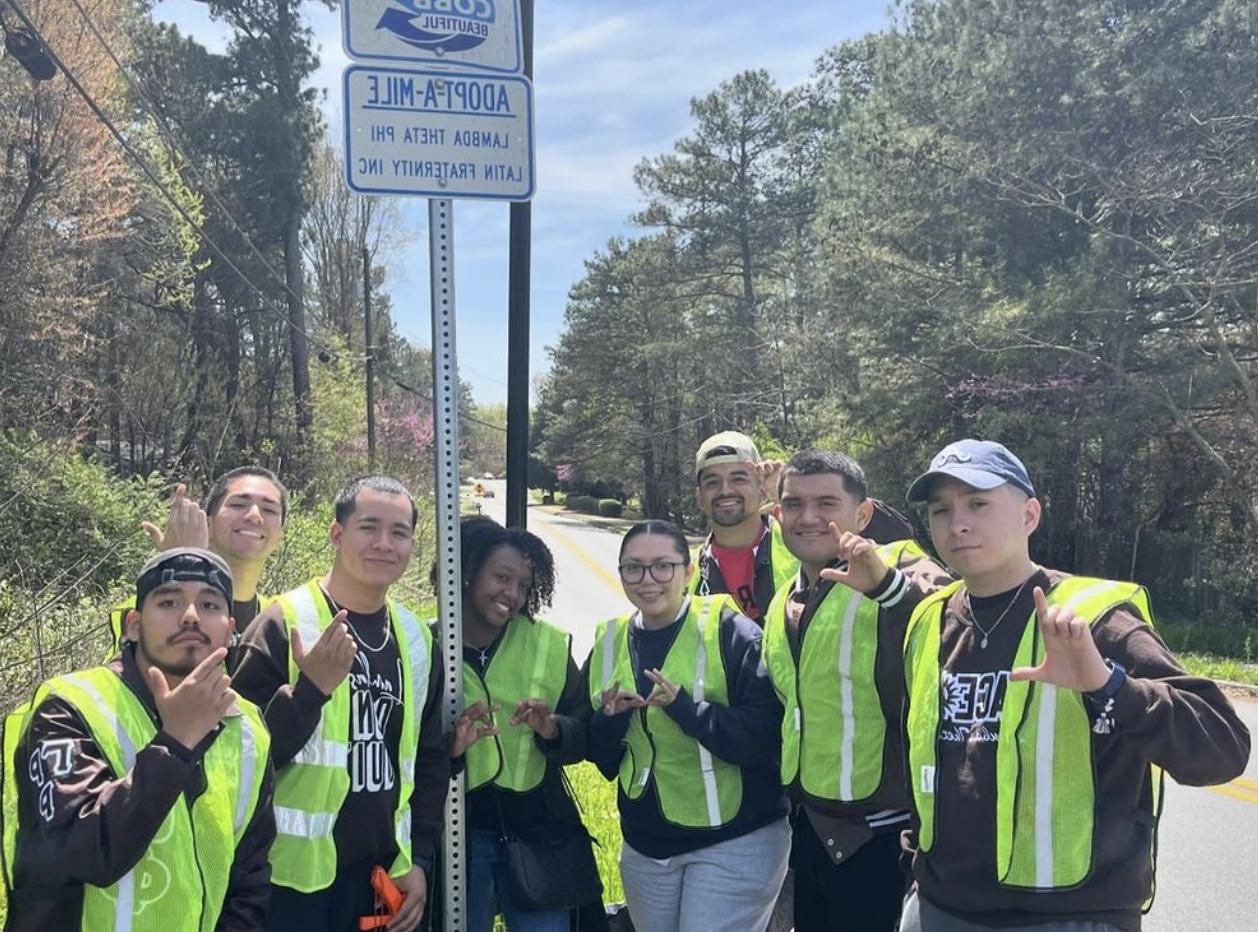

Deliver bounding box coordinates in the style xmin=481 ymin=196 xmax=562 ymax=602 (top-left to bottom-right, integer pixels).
xmin=906 ymin=439 xmax=1036 ymax=503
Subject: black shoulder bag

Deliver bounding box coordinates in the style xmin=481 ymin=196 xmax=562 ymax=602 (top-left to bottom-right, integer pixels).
xmin=497 ymin=770 xmax=604 ymax=911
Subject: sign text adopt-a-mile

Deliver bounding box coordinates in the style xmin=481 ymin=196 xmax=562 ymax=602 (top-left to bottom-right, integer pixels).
xmin=344 ymin=66 xmax=535 ymax=200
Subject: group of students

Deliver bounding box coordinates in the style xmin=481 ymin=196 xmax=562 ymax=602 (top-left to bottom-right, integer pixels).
xmin=0 ymin=432 xmax=1251 ymax=932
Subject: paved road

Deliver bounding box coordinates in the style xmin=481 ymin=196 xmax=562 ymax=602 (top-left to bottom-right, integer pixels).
xmin=477 ymin=483 xmax=1258 ymax=929
xmin=1148 ymin=698 xmax=1258 ymax=931
xmin=475 ymin=482 xmax=627 ymax=661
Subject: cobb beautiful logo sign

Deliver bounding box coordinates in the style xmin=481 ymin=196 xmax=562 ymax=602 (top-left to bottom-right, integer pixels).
xmin=376 ymin=0 xmax=497 ymax=55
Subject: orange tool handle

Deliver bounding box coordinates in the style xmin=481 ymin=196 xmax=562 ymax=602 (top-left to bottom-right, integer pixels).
xmin=372 ymin=865 xmax=405 ymax=914
xmin=358 ymin=865 xmax=405 ymax=929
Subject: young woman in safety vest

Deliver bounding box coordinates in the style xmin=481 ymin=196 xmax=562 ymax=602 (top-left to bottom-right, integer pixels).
xmin=443 ymin=516 xmax=596 ymax=932
xmin=824 ymin=439 xmax=1250 ymax=932
xmin=585 ymin=519 xmax=789 ymax=932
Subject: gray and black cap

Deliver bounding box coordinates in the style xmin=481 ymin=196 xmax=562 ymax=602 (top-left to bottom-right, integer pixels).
xmin=135 ymin=547 xmax=234 ymax=609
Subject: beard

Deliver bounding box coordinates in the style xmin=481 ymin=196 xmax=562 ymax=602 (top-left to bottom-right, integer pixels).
xmin=710 ymin=503 xmax=753 ymax=527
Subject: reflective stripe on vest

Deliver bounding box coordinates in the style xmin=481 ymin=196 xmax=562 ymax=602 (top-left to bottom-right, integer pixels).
xmin=270 ymin=579 xmax=433 ymax=892
xmin=905 ymin=575 xmax=1155 ymax=891
xmin=1 ymin=667 xmax=268 ymax=931
xmin=464 ymin=617 xmax=570 ymax=792
xmin=764 ymin=539 xmax=924 ymax=802
xmin=588 ymin=597 xmax=743 ymax=828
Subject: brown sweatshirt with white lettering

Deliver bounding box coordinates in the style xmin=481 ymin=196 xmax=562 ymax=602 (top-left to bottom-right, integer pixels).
xmin=907 ymin=568 xmax=1250 ymax=930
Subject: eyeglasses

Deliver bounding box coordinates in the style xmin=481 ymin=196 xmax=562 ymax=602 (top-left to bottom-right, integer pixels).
xmin=617 ymin=561 xmax=686 ymax=584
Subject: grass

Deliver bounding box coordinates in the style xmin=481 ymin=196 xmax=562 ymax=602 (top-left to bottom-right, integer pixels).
xmin=566 ymin=761 xmax=625 ymax=904
xmin=1179 ymin=652 xmax=1258 ymax=687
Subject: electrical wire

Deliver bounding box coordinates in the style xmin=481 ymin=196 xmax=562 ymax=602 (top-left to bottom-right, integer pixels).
xmin=4 ymin=0 xmax=363 ymax=363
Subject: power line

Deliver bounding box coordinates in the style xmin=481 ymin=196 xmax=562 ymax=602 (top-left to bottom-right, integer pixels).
xmin=4 ymin=0 xmax=359 ymax=364
xmin=11 ymin=2 xmax=511 ymax=445
xmin=59 ymin=0 xmax=370 ymax=361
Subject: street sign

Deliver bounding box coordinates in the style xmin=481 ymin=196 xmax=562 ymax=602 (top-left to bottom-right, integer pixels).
xmin=343 ymin=0 xmax=523 ymax=75
xmin=343 ymin=65 xmax=535 ymax=200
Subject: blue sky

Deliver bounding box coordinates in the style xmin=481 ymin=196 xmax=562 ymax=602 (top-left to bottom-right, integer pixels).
xmin=155 ymin=1 xmax=892 ymax=403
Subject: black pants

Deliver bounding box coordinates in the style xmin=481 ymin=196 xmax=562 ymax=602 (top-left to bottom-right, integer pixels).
xmin=792 ymin=819 xmax=907 ymax=932
xmin=264 ymin=861 xmax=426 ymax=932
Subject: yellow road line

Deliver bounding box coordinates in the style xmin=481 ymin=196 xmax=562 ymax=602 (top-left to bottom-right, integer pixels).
xmin=1233 ymin=776 xmax=1258 ymax=792
xmin=1208 ymin=780 xmax=1258 ymax=806
xmin=543 ymin=517 xmax=624 ymax=593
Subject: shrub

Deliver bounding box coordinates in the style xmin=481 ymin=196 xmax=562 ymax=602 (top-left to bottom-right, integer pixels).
xmin=565 ymin=494 xmax=596 ymax=513
xmin=598 ymin=499 xmax=623 ymax=517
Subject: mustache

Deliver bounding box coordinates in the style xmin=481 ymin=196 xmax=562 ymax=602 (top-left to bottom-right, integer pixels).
xmin=168 ymin=629 xmax=211 ymax=645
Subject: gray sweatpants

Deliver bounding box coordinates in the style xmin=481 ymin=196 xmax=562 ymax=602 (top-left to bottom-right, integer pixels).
xmin=619 ymin=817 xmax=791 ymax=932
xmin=898 ymin=889 xmax=1124 ymax=932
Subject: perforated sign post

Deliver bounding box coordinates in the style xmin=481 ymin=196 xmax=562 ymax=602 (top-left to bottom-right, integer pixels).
xmin=340 ymin=6 xmax=532 ymax=930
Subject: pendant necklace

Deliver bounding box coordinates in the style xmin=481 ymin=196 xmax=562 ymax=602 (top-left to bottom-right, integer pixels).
xmin=963 ymin=572 xmax=1034 ymax=649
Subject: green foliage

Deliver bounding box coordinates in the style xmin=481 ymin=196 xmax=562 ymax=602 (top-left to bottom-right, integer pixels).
xmin=539 ymin=0 xmax=1258 ymax=618
xmin=598 ymin=499 xmax=624 ymax=518
xmin=0 ymin=434 xmax=165 ymax=597
xmin=564 ymin=495 xmax=601 ymax=516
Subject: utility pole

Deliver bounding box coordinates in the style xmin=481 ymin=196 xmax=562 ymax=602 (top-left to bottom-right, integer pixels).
xmin=504 ymin=0 xmax=534 ymax=529
xmin=362 ymin=246 xmax=377 ymax=469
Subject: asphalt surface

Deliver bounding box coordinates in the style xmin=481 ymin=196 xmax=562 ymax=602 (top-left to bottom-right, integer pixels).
xmin=475 ymin=483 xmax=1258 ymax=930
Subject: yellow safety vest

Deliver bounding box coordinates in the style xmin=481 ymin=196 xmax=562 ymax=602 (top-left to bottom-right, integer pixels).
xmin=463 ymin=616 xmax=570 ymax=792
xmin=763 ymin=539 xmax=927 ymax=802
xmin=1 ymin=666 xmax=269 ymax=931
xmin=269 ymin=580 xmax=433 ymax=892
xmin=904 ymin=575 xmax=1160 ymax=891
xmin=688 ymin=518 xmax=798 ymax=600
xmin=588 ymin=597 xmax=743 ymax=828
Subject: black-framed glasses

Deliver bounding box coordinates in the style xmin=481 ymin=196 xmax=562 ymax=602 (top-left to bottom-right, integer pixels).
xmin=617 ymin=561 xmax=686 ymax=584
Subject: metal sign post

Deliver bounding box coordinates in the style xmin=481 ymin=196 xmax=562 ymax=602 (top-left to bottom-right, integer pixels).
xmin=428 ymin=197 xmax=466 ymax=930
xmin=340 ymin=7 xmax=532 ymax=927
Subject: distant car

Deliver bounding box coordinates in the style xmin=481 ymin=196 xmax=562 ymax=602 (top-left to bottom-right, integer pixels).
xmin=482 ymin=488 xmax=495 ymax=498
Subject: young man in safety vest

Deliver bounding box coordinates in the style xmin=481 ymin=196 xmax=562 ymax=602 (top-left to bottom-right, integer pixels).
xmin=688 ymin=430 xmax=798 ymax=624
xmin=762 ymin=450 xmax=950 ymax=931
xmin=831 ymin=439 xmax=1251 ymax=931
xmin=110 ymin=466 xmax=289 ymax=651
xmin=232 ymin=475 xmax=449 ymax=932
xmin=2 ymin=548 xmax=275 ymax=931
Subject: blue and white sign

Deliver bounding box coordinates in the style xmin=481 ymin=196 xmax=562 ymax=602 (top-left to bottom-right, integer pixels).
xmin=343 ymin=0 xmax=523 ymax=74
xmin=344 ymin=65 xmax=535 ymax=200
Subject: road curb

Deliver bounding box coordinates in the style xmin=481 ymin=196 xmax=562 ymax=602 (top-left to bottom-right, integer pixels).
xmin=1216 ymin=679 xmax=1258 ymax=701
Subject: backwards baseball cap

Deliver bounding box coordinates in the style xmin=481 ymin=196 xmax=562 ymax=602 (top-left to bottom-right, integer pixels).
xmin=694 ymin=430 xmax=761 ymax=479
xmin=906 ymin=439 xmax=1036 ymax=503
xmin=135 ymin=547 xmax=234 ymax=609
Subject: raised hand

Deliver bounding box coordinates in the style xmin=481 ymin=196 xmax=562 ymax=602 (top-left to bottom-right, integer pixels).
xmin=818 ymin=525 xmax=890 ymax=594
xmin=450 ymin=701 xmax=499 ymax=758
xmin=147 ymin=646 xmax=234 ymax=750
xmin=644 ymin=668 xmax=681 ymax=707
xmin=291 ymin=611 xmax=356 ymax=696
xmin=141 ymin=483 xmax=210 ymax=551
xmin=600 ymin=679 xmax=647 ymax=716
xmin=1010 ymin=586 xmax=1112 ymax=693
xmin=756 ymin=459 xmax=786 ymax=505
xmin=510 ymin=699 xmax=559 ymax=740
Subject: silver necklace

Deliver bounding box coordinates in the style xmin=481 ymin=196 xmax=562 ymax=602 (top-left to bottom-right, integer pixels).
xmin=963 ymin=573 xmax=1033 ymax=649
xmin=320 ymin=585 xmax=392 ymax=653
